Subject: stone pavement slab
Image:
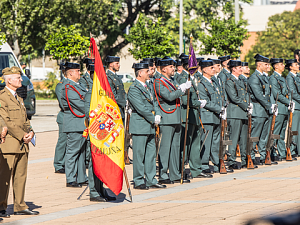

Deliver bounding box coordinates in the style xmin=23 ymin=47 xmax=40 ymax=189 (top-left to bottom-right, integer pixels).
xmin=2 ymin=131 xmax=300 ymax=225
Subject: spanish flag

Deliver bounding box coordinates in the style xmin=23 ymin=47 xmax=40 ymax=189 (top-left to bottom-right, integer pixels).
xmin=88 ymin=38 xmax=124 ymax=195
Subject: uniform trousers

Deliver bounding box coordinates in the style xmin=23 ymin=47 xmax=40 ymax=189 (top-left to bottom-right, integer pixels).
xmin=0 ymin=152 xmax=28 ymax=212
xmin=158 ymin=124 xmax=181 ymax=181
xmin=251 ymin=116 xmax=271 ymax=160
xmin=273 ymin=114 xmax=288 ymax=158
xmin=132 ymin=134 xmax=157 ymax=187
xmin=227 ymin=119 xmax=247 ymax=166
xmin=291 ymin=110 xmax=300 ymax=155
xmin=53 ymin=122 xmax=67 ymax=171
xmin=65 ymin=132 xmax=87 ymax=183
xmin=200 ymin=124 xmax=220 ymax=172
xmin=180 ymin=123 xmax=202 ymax=177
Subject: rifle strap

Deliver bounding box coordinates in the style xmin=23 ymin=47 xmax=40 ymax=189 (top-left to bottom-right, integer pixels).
xmin=291 ymin=75 xmax=300 ymax=94
xmin=198 ymin=80 xmax=212 ymax=101
xmin=255 ymin=74 xmax=266 ymax=96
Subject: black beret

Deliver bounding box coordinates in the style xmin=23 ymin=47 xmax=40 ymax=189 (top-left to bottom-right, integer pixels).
xmin=200 ymin=60 xmax=214 ymax=68
xmin=143 ymin=58 xmax=154 ymax=63
xmin=83 ymin=58 xmax=95 ymax=66
xmin=181 ymin=57 xmax=189 ymax=65
xmin=140 ymin=60 xmax=153 ymax=67
xmin=157 ymin=59 xmax=176 ymax=67
xmin=218 ymin=55 xmax=231 ymax=62
xmin=241 ymin=62 xmax=248 ymax=67
xmin=105 ymin=56 xmax=120 ymax=63
xmin=176 ymin=59 xmax=182 ymax=66
xmin=254 ymin=54 xmax=269 ymax=63
xmin=154 ymin=57 xmax=162 ymax=65
xmin=211 ymin=59 xmax=221 ymax=65
xmin=65 ymin=62 xmax=80 ymax=69
xmin=196 ymin=57 xmax=205 ymax=63
xmin=270 ymin=58 xmax=284 ymax=65
xmin=132 ymin=63 xmax=149 ymax=70
xmin=228 ymin=60 xmax=242 ymax=67
xmin=179 ymin=53 xmax=188 ymax=59
xmin=87 ymin=64 xmax=94 ymax=71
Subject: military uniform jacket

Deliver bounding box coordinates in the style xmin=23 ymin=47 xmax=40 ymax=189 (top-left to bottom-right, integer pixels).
xmin=173 ymin=72 xmax=181 ymax=82
xmin=154 ymin=71 xmax=162 ymax=79
xmin=177 ymin=70 xmax=201 ymax=125
xmin=197 ymin=76 xmax=222 ymax=124
xmin=55 ymin=80 xmax=64 ymax=124
xmin=0 ymin=88 xmax=32 ymax=153
xmin=195 ymin=71 xmax=202 ymax=79
xmin=106 ymin=70 xmax=127 ymax=119
xmin=269 ymin=72 xmax=289 ymax=115
xmin=79 ymin=72 xmax=93 ymax=91
xmin=128 ymin=79 xmax=160 ymax=135
xmin=218 ymin=68 xmax=231 ymax=83
xmin=154 ymin=74 xmax=185 ymax=125
xmin=225 ymin=74 xmax=248 ymax=120
xmin=248 ymin=70 xmax=273 ymax=117
xmin=61 ymin=79 xmax=87 ymax=133
xmin=286 ymin=72 xmax=300 ymax=110
xmin=212 ymin=74 xmax=227 ymax=103
xmin=239 ymin=75 xmax=248 ymax=91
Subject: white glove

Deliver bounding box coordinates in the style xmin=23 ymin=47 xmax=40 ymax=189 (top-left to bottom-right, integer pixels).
xmin=127 ymin=108 xmax=132 ymax=115
xmin=220 ymin=107 xmax=227 ymax=120
xmin=199 ymin=99 xmax=207 ymax=108
xmin=288 ymin=101 xmax=295 ymax=113
xmin=271 ymin=104 xmax=278 ymax=116
xmin=178 ymin=80 xmax=192 ymax=93
xmin=247 ymin=103 xmax=253 ymax=115
xmin=154 ymin=115 xmax=161 ymax=125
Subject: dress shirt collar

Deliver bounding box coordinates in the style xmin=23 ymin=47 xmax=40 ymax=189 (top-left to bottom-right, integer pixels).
xmin=5 ymin=86 xmax=16 ymax=96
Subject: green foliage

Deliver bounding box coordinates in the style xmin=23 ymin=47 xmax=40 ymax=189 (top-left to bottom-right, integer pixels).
xmin=200 ymin=16 xmax=249 ymax=58
xmin=125 ymin=14 xmax=176 ymax=59
xmin=45 ymin=24 xmax=89 ymax=60
xmin=165 ymin=0 xmax=252 ymax=54
xmin=43 ymin=72 xmax=59 ymax=98
xmin=245 ymin=10 xmax=300 ymax=73
xmin=0 ymin=29 xmax=6 ymax=47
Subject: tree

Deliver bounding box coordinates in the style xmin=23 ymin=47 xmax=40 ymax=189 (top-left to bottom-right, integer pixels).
xmin=0 ymin=29 xmax=6 ymax=47
xmin=45 ymin=24 xmax=90 ymax=61
xmin=199 ymin=3 xmax=249 ymax=58
xmin=165 ymin=0 xmax=252 ymax=54
xmin=125 ymin=14 xmax=176 ymax=59
xmin=245 ymin=10 xmax=300 ymax=72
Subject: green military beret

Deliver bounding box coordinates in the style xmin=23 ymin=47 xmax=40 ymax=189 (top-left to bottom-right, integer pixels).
xmin=2 ymin=66 xmax=22 ymax=76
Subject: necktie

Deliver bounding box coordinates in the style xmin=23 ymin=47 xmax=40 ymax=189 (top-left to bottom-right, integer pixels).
xmin=14 ymin=93 xmax=17 ymax=100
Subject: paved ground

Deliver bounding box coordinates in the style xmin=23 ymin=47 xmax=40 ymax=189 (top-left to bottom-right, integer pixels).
xmin=2 ymin=102 xmax=300 ymax=224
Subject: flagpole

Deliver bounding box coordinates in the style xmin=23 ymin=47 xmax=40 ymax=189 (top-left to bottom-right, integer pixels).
xmin=123 ymin=168 xmax=133 ymax=202
xmin=180 ymin=35 xmax=192 ymax=184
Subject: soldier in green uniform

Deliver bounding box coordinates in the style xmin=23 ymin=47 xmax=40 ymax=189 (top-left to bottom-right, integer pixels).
xmin=128 ymin=62 xmax=166 ymax=190
xmin=173 ymin=59 xmax=183 ymax=81
xmin=218 ymin=55 xmax=231 ymax=83
xmin=84 ymin=70 xmax=116 ymax=201
xmin=197 ymin=60 xmax=226 ymax=175
xmin=53 ymin=63 xmax=67 ymax=174
xmin=154 ymin=59 xmax=191 ymax=183
xmin=240 ymin=62 xmax=250 ymax=86
xmin=79 ymin=58 xmax=94 ymax=91
xmin=269 ymin=58 xmax=295 ymax=161
xmin=154 ymin=57 xmax=162 ymax=79
xmin=177 ymin=59 xmax=207 ymax=178
xmin=105 ymin=56 xmax=126 ymax=121
xmin=61 ymin=62 xmax=88 ymax=187
xmin=285 ymin=59 xmax=300 ymax=156
xmin=142 ymin=58 xmax=155 ymax=78
xmin=248 ymin=54 xmax=278 ymax=165
xmin=225 ymin=60 xmax=253 ymax=169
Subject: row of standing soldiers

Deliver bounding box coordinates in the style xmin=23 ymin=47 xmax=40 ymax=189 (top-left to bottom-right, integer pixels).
xmin=53 ymin=51 xmax=300 ymax=194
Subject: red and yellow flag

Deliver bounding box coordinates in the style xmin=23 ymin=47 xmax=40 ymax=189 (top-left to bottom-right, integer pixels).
xmin=88 ymin=38 xmax=124 ymax=195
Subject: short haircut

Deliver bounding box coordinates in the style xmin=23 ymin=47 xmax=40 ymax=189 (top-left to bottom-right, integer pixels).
xmin=135 ymin=70 xmax=140 ymax=78
xmin=294 ymin=49 xmax=300 ymax=58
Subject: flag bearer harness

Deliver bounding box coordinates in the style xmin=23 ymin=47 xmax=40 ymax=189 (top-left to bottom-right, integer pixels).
xmin=65 ymin=83 xmax=85 ymax=118
xmin=153 ymin=77 xmax=180 ymax=114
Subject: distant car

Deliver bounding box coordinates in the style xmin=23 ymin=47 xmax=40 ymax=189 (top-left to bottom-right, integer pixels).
xmin=0 ymin=43 xmax=36 ymax=119
xmin=117 ymin=74 xmax=135 ymax=83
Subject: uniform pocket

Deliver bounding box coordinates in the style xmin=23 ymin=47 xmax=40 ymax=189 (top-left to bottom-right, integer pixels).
xmin=8 ymin=107 xmax=21 ymax=119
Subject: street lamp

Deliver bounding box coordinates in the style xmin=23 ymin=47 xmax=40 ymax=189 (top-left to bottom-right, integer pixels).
xmin=179 ymin=0 xmax=183 ymax=54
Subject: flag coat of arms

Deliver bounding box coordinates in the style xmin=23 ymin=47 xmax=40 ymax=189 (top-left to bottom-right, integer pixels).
xmin=88 ymin=38 xmax=124 ymax=195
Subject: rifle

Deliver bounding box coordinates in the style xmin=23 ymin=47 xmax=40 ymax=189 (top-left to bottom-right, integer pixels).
xmin=155 ymin=125 xmax=160 ymax=161
xmin=124 ymin=105 xmax=131 ymax=165
xmin=286 ymin=91 xmax=298 ymax=161
xmin=219 ymin=96 xmax=232 ymax=174
xmin=265 ymin=93 xmax=280 ymax=165
xmin=246 ymin=95 xmax=259 ymax=169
